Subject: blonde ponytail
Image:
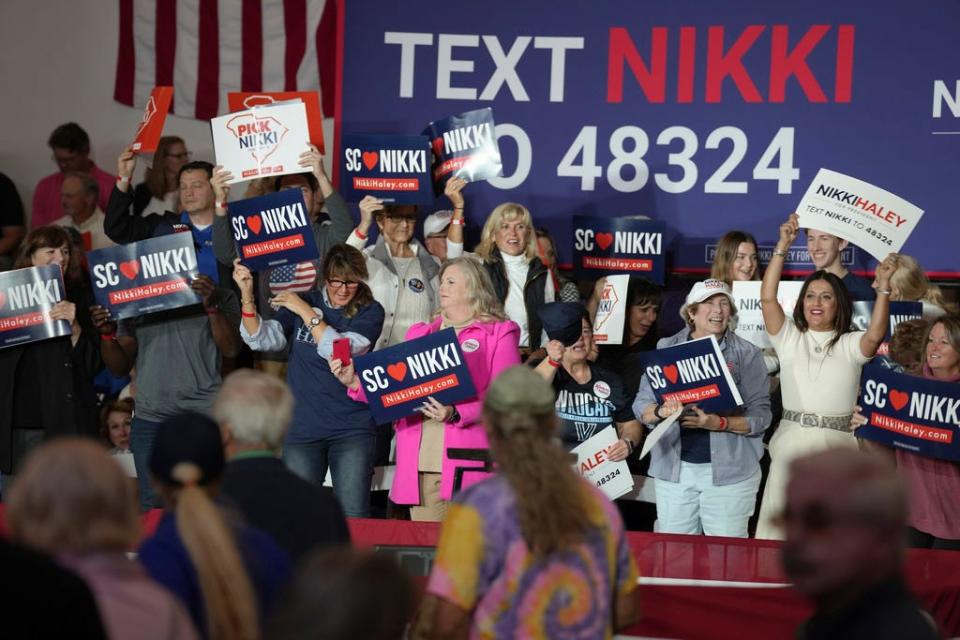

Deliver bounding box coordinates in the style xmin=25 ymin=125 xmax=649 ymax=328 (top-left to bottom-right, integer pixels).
xmin=175 ymin=486 xmax=260 ymax=640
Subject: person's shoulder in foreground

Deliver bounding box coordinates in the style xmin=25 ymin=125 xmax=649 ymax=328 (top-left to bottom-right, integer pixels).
xmin=0 ymin=538 xmax=107 ymax=639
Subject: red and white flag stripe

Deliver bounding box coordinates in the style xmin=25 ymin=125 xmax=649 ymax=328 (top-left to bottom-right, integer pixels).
xmin=114 ymin=0 xmax=337 ymax=120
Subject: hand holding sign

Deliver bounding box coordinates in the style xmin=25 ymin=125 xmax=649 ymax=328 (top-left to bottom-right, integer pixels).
xmin=777 ymin=213 xmax=800 ymax=250
xmin=210 ymin=166 xmax=233 ymax=211
xmin=874 ymin=253 xmax=898 ymax=292
xmin=117 ymin=146 xmax=137 ymax=188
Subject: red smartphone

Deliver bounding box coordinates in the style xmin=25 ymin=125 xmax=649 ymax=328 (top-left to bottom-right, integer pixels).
xmin=332 ymin=338 xmax=351 ymax=366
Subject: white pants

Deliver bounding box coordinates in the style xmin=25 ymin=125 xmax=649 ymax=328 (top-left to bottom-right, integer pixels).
xmin=655 ymin=462 xmax=762 ymax=537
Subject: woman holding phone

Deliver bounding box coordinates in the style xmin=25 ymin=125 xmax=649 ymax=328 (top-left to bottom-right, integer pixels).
xmin=235 ymin=244 xmax=385 ymax=517
xmin=332 ymin=257 xmax=520 ymax=521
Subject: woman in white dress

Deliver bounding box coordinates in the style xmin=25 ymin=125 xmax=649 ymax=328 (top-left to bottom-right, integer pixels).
xmin=755 ymin=213 xmax=898 ymax=539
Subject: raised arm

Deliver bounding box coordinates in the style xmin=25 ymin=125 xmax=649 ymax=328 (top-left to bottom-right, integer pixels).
xmin=210 ymin=167 xmax=239 ymax=265
xmin=761 ymin=213 xmax=798 ymax=337
xmin=444 ymin=177 xmax=467 ymax=247
xmin=104 ymin=146 xmax=158 ymax=243
xmin=860 ymin=253 xmax=898 ymax=357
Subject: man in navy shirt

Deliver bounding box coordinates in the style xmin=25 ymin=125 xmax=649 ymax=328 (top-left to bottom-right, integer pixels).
xmin=804 ymin=226 xmax=875 ymax=301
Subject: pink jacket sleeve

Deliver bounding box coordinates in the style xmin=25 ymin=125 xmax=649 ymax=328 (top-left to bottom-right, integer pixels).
xmin=346 ymin=383 xmax=368 ymax=403
xmin=451 ymin=320 xmax=521 ymax=428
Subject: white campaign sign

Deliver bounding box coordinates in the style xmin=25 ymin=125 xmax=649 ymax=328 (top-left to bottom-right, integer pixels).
xmin=593 ymin=274 xmax=629 ymax=345
xmin=639 ymin=407 xmax=682 ymax=460
xmin=732 ymin=280 xmax=804 ymax=349
xmin=572 ymin=427 xmax=634 ymax=501
xmin=211 ymin=101 xmax=310 ymax=184
xmin=795 ymin=168 xmax=924 ymax=261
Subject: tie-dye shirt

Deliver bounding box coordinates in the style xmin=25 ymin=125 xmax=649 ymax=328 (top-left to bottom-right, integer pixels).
xmin=426 ymin=474 xmax=639 ymax=639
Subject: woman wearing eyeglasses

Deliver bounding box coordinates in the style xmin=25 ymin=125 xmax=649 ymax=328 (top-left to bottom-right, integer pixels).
xmin=132 ymin=136 xmax=192 ymax=217
xmin=355 ymin=196 xmax=442 ymax=351
xmin=233 ymin=244 xmax=385 ymax=517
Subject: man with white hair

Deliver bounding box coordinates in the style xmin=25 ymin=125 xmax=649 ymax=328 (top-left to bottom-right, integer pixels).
xmin=215 ymin=369 xmax=350 ymax=560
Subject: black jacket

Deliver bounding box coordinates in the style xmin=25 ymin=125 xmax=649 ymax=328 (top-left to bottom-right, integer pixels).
xmin=221 ymin=456 xmax=351 ymax=562
xmin=483 ymin=249 xmax=549 ymax=350
xmin=0 ymin=284 xmax=101 ymax=473
xmin=104 ymin=185 xmax=235 ymax=286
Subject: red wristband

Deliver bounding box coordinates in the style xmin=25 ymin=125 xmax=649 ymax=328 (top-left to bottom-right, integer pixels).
xmin=216 ymin=201 xmax=228 ymax=210
xmin=241 ymin=311 xmax=257 ymax=319
xmin=450 ymin=218 xmax=465 ymax=226
xmin=547 ymin=358 xmax=561 ymax=368
xmin=354 ymin=228 xmax=368 ymax=240
xmin=718 ymin=416 xmax=728 ymax=431
xmin=100 ymin=333 xmax=117 ymax=342
xmin=205 ymin=307 xmax=219 ymax=315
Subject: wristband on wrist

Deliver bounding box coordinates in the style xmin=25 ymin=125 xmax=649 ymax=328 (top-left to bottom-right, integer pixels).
xmin=116 ymin=176 xmax=131 ymax=187
xmin=450 ymin=218 xmax=465 ymax=226
xmin=354 ymin=228 xmax=368 ymax=240
xmin=773 ymin=249 xmax=788 ymax=258
xmin=717 ymin=416 xmax=728 ymax=431
xmin=205 ymin=307 xmax=220 ymax=315
xmin=654 ymin=404 xmax=665 ymax=420
xmin=623 ymin=438 xmax=635 ymax=454
xmin=241 ymin=311 xmax=257 ymax=319
xmin=215 ymin=201 xmax=228 ymax=210
xmin=453 ymin=206 xmax=464 ymax=212
xmin=100 ymin=333 xmax=117 ymax=342
xmin=547 ymin=357 xmax=561 ymax=368
xmin=877 ymin=289 xmax=892 ymax=296
xmin=241 ymin=298 xmax=255 ymax=306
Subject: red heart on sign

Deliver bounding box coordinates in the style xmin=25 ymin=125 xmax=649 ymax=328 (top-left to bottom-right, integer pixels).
xmin=595 ymin=232 xmax=614 ymax=250
xmin=889 ymin=389 xmax=909 ymax=411
xmin=0 ymin=290 xmax=6 ymax=309
xmin=119 ymin=260 xmax=140 ymax=280
xmin=247 ymin=215 xmax=263 ymax=235
xmin=362 ymin=151 xmax=379 ymax=170
xmin=431 ymin=137 xmax=444 ymax=157
xmin=387 ymin=362 xmax=407 ymax=382
xmin=663 ymin=364 xmax=679 ymax=384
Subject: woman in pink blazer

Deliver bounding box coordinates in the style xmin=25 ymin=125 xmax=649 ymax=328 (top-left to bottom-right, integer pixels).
xmin=333 ymin=257 xmax=520 ymax=520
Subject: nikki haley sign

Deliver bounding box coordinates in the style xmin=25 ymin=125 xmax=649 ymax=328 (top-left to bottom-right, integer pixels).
xmin=337 ymin=0 xmax=960 ymax=276
xmin=353 ymin=328 xmax=477 ymax=423
xmin=642 ymin=335 xmax=744 ymax=413
xmin=0 ymin=266 xmax=71 ymax=349
xmin=87 ymin=234 xmax=201 ymax=319
xmin=229 ymin=189 xmax=320 ymax=271
xmin=341 ymin=134 xmax=433 ymax=204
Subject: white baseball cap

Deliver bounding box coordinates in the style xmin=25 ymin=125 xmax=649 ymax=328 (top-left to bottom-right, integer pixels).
xmin=423 ymin=210 xmax=453 ymax=237
xmin=680 ymin=279 xmax=735 ymax=321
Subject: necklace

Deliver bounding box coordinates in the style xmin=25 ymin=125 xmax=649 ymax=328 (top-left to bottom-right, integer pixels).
xmin=807 ymin=331 xmax=832 ymax=354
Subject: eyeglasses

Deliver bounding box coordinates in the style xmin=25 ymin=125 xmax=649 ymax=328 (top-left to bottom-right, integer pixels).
xmin=328 ymin=279 xmax=361 ymax=290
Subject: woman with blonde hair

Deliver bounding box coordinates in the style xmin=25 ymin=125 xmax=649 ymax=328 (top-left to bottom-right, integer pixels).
xmin=889 ymin=254 xmax=956 ymax=314
xmin=7 ymin=438 xmax=198 ymax=639
xmin=138 ymin=412 xmax=291 ymax=640
xmin=475 ymin=202 xmax=555 ymax=354
xmin=133 ymin=136 xmax=191 ymax=216
xmin=413 ymin=365 xmax=639 ymax=638
xmin=333 ymin=256 xmax=521 ymax=520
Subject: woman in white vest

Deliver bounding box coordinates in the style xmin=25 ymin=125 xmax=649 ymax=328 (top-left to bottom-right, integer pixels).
xmin=358 ymin=196 xmax=441 ymax=351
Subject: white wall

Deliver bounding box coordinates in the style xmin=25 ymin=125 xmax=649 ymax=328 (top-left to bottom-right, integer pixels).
xmin=0 ymin=0 xmax=333 ymax=224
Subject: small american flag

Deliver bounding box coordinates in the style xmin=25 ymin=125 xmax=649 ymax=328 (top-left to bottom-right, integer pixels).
xmin=269 ymin=261 xmax=317 ymax=294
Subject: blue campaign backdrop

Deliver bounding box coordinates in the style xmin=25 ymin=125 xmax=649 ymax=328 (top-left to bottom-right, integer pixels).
xmin=857 ymin=364 xmax=960 ymax=461
xmin=0 ymin=265 xmax=71 ymax=349
xmin=353 ymin=327 xmax=477 ymax=423
xmin=336 ymin=0 xmax=960 ymax=277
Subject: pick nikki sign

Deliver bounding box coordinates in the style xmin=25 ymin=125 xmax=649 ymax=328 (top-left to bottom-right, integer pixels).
xmin=227 ymin=91 xmax=325 ymax=152
xmin=795 ymin=168 xmax=924 ymax=261
xmin=87 ymin=233 xmax=201 ymax=319
xmin=341 ymin=134 xmax=433 ymax=204
xmin=857 ymin=364 xmax=960 ymax=461
xmin=353 ymin=328 xmax=477 ymax=423
xmin=229 ymin=189 xmax=320 ymax=271
xmin=423 ymin=107 xmax=503 ymax=195
xmin=642 ymin=335 xmax=744 ymax=413
xmin=0 ymin=265 xmax=71 ymax=349
xmin=131 ymin=86 xmax=173 ymax=153
xmin=211 ymin=101 xmax=310 ymax=184
xmin=572 ymin=216 xmax=666 ymax=283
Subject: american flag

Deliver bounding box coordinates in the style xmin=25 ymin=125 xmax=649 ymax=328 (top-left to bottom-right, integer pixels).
xmin=268 ymin=261 xmax=317 ymax=293
xmin=113 ymin=0 xmax=338 ymax=120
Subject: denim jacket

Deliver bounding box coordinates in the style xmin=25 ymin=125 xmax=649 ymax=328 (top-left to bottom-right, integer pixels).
xmin=633 ymin=328 xmax=772 ymax=486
